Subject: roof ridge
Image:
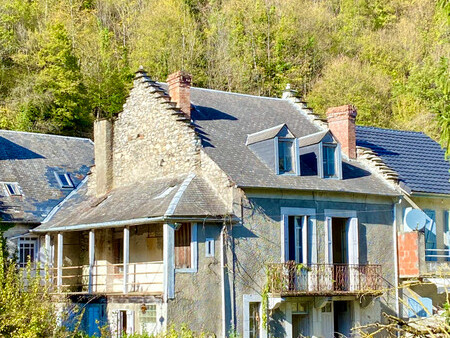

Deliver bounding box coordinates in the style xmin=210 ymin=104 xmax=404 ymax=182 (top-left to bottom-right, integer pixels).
xmin=0 ymin=129 xmax=93 ymax=143
xmin=158 ymin=81 xmax=285 ymax=101
xmin=356 ymin=125 xmax=425 ymax=136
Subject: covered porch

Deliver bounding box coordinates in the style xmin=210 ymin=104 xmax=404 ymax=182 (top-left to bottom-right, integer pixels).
xmin=43 ymin=224 xmax=165 ymax=295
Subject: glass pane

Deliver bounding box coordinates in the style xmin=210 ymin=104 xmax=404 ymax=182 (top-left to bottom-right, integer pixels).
xmin=295 ymin=217 xmax=303 ymax=263
xmin=279 ymin=140 xmax=294 ymax=174
xmin=323 ymin=145 xmax=336 ymax=178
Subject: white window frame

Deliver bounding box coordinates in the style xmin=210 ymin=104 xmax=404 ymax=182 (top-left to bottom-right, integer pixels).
xmin=2 ymin=182 xmax=21 ymax=196
xmin=275 ymin=137 xmax=297 ymax=176
xmin=281 ymin=207 xmax=317 ymax=264
xmin=324 ymin=209 xmax=358 ymax=265
xmin=243 ymin=294 xmax=267 ymax=338
xmin=54 ymin=172 xmax=74 ymax=188
xmin=17 ymin=236 xmax=39 ymax=267
xmin=205 ymin=237 xmax=215 ymax=258
xmin=175 ymin=223 xmax=198 ymax=273
xmin=320 ymin=142 xmax=342 ymax=180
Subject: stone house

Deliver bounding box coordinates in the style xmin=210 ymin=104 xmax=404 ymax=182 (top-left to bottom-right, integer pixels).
xmin=0 ymin=130 xmax=93 ymax=264
xmin=26 ymin=68 xmax=410 ymax=338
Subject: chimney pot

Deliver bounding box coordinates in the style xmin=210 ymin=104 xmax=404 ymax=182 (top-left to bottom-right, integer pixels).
xmin=326 ymin=105 xmax=357 ymax=159
xmin=167 ymin=71 xmax=192 ymax=118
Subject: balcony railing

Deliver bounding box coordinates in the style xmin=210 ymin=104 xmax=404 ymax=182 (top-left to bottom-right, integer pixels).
xmin=45 ymin=262 xmax=164 ymax=294
xmin=267 ymin=262 xmax=382 ymax=296
xmin=425 ymin=248 xmax=450 ymax=262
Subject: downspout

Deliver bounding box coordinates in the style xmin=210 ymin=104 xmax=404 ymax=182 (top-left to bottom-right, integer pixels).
xmin=221 ymin=224 xmax=227 ymax=337
xmin=393 ymin=197 xmax=402 ymax=320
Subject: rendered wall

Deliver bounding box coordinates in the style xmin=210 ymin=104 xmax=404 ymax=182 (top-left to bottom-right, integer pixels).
xmin=167 ymin=223 xmax=224 ymax=335
xmin=230 ymin=190 xmax=396 ymax=337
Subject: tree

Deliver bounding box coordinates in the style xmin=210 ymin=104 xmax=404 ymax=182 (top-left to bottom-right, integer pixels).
xmin=22 ymin=22 xmax=92 ymax=136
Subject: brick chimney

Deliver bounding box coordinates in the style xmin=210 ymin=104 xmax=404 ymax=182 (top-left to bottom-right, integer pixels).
xmin=94 ymin=119 xmax=113 ymax=196
xmin=167 ymin=71 xmax=192 ymax=118
xmin=326 ymin=105 xmax=357 ymax=159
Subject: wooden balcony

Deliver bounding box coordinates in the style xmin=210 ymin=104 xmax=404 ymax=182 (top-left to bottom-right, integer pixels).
xmin=267 ymin=262 xmax=383 ymax=296
xmin=45 ymin=262 xmax=163 ymax=295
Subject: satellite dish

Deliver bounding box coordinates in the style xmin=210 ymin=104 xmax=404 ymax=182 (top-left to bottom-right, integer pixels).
xmin=405 ymin=209 xmax=427 ymax=231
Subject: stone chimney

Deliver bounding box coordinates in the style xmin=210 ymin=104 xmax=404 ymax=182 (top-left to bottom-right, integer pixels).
xmin=167 ymin=71 xmax=192 ymax=118
xmin=326 ymin=105 xmax=357 ymax=159
xmin=94 ymin=119 xmax=113 ymax=196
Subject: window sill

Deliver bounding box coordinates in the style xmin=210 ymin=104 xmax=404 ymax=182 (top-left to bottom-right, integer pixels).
xmin=175 ymin=268 xmax=197 ymax=273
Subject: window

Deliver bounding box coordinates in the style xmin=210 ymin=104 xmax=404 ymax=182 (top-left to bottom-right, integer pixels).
xmin=205 ymin=238 xmax=214 ymax=257
xmin=113 ymin=236 xmax=124 ymax=273
xmin=323 ymin=144 xmax=337 ymax=178
xmin=55 ymin=172 xmax=74 ymax=188
xmin=424 ymin=209 xmax=437 ymax=262
xmin=4 ymin=182 xmax=21 ymax=196
xmin=175 ymin=223 xmax=192 ymax=269
xmin=141 ymin=304 xmax=157 ymax=323
xmin=18 ymin=237 xmax=38 ymax=267
xmin=288 ymin=216 xmax=309 ymax=263
xmin=300 ymin=152 xmax=318 ymax=176
xmin=278 ymin=139 xmax=295 ymax=174
xmin=249 ymin=302 xmax=260 ymax=338
xmin=291 ymin=302 xmax=308 ymax=314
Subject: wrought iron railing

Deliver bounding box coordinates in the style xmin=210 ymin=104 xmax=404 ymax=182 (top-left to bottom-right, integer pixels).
xmin=267 ymin=262 xmax=382 ymax=295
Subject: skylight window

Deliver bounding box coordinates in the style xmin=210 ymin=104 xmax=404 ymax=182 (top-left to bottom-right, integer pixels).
xmin=55 ymin=173 xmax=74 ymax=188
xmin=4 ymin=183 xmax=21 ymax=196
xmin=278 ymin=139 xmax=295 ymax=174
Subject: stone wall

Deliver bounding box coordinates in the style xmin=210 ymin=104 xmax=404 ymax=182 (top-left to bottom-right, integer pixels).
xmin=89 ymin=73 xmax=201 ymax=190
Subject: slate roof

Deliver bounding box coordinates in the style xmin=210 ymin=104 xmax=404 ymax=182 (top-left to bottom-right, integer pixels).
xmin=172 ymin=86 xmax=398 ymax=196
xmin=356 ymin=126 xmax=450 ymax=195
xmin=34 ymin=174 xmax=229 ymax=232
xmin=0 ymin=130 xmax=94 ymax=223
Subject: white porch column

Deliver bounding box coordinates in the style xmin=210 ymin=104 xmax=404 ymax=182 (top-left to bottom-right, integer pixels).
xmin=123 ymin=226 xmax=129 ymax=294
xmin=44 ymin=234 xmax=51 ymax=266
xmin=163 ymin=223 xmax=175 ymax=301
xmin=57 ymin=233 xmax=63 ymax=291
xmin=88 ymin=230 xmax=95 ymax=294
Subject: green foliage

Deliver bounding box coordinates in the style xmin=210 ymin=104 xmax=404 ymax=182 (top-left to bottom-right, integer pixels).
xmin=0 ymin=233 xmax=62 ymax=337
xmin=0 ymin=0 xmax=448 ymax=143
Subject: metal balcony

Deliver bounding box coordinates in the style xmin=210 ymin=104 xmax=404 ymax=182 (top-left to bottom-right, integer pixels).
xmin=267 ymin=262 xmax=383 ymax=296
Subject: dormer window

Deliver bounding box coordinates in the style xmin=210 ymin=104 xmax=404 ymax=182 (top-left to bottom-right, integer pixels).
xmin=298 ymin=130 xmax=342 ymax=179
xmin=55 ymin=172 xmax=74 ymax=188
xmin=278 ymin=139 xmax=295 ymax=174
xmin=247 ymin=125 xmax=342 ymax=179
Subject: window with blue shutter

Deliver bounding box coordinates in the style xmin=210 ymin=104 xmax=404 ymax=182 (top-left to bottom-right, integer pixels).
xmin=424 ymin=209 xmax=437 ymax=262
xmin=445 ymin=210 xmax=450 ymax=261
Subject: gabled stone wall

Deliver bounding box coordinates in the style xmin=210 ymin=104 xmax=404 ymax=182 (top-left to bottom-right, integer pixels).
xmin=110 ymin=73 xmax=201 ymax=188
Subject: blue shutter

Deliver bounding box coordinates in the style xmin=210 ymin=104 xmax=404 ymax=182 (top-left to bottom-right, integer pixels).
xmin=424 ymin=210 xmax=437 ymax=262
xmin=445 ymin=211 xmax=450 ymax=261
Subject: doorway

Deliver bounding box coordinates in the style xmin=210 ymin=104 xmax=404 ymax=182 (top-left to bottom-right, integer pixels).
xmin=332 ymin=218 xmax=348 ymax=264
xmin=333 ymin=301 xmax=352 ymax=337
xmin=332 ymin=218 xmax=349 ymax=291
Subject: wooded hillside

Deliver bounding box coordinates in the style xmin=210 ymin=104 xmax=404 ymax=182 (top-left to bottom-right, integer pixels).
xmin=0 ymin=0 xmax=448 ymax=140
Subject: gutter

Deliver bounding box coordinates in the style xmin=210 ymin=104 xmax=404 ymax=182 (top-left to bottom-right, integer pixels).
xmin=31 ymin=215 xmax=238 ymax=233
